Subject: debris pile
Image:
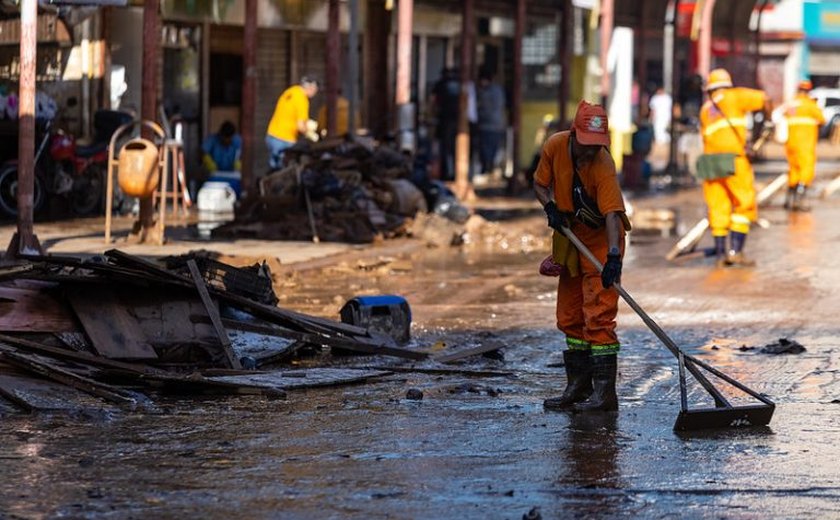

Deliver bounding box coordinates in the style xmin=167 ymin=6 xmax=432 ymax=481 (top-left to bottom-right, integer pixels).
xmin=0 ymin=251 xmax=508 ymax=415
xmin=0 ymin=250 xmax=427 ymax=414
xmin=215 ymin=137 xmax=469 ymax=244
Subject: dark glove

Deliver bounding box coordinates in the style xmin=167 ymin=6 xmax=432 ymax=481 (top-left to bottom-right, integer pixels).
xmin=544 ymin=201 xmax=571 ymax=231
xmin=601 ymin=251 xmax=622 ymax=288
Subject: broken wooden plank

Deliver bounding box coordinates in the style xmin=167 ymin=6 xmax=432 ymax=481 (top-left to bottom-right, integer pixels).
xmin=207 ymin=368 xmax=392 ymax=391
xmin=189 ymin=315 xmax=428 ymax=361
xmin=0 ymin=347 xmax=139 ymax=407
xmin=65 ymin=285 xmax=158 ymax=360
xmin=186 ymin=259 xmax=241 ymax=370
xmin=351 ymin=365 xmax=515 ymax=378
xmin=137 ymin=371 xmax=286 ymax=399
xmin=0 ymin=333 xmax=164 ymax=375
xmin=0 ymin=373 xmax=112 ymax=413
xmin=433 ymin=343 xmax=504 ymax=364
xmin=0 ymin=285 xmax=79 ymax=333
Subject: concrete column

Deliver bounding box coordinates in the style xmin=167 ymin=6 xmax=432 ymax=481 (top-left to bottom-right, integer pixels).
xmin=455 ymin=0 xmax=474 ymax=196
xmin=365 ymin=0 xmax=390 ymax=138
xmin=560 ymin=0 xmax=572 ymax=124
xmin=326 ymin=0 xmax=340 ymax=136
xmin=395 ymin=0 xmax=414 ymax=151
xmin=697 ymin=0 xmax=716 ymax=79
xmin=348 ymin=0 xmax=360 ymax=137
xmin=512 ymin=0 xmax=525 ymax=170
xmin=6 ymin=0 xmax=41 ymax=257
xmin=599 ymin=0 xmax=614 ymax=106
xmin=241 ymin=0 xmax=257 ymax=196
xmin=138 ymin=0 xmax=160 ymax=235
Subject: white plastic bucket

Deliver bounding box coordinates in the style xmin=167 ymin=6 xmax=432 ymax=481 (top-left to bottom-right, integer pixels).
xmin=197 ymin=181 xmax=236 ymax=213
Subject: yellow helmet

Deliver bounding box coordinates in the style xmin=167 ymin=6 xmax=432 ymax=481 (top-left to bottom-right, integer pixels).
xmin=706 ymin=68 xmax=733 ymax=91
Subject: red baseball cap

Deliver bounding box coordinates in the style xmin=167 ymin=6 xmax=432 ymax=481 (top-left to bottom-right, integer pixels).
xmin=572 ymin=100 xmax=610 ymax=147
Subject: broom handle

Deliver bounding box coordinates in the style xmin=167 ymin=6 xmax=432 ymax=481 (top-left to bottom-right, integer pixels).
xmin=560 ymin=225 xmax=686 ymax=360
xmin=560 ymin=225 xmax=732 ymax=407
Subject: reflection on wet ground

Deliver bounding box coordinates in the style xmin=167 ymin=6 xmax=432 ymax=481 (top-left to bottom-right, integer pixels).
xmin=2 ymin=180 xmax=840 ymax=518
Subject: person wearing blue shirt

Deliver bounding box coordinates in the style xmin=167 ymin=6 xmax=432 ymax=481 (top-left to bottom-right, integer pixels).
xmin=202 ymin=121 xmax=241 ymax=172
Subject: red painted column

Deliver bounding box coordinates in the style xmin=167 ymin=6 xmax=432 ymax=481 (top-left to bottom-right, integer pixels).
xmin=455 ymin=0 xmax=474 ymax=197
xmin=241 ymin=0 xmax=257 ymax=195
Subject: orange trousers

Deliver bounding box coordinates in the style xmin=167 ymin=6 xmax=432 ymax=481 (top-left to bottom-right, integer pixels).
xmin=702 ymin=156 xmax=756 ymax=237
xmin=555 ymin=223 xmax=623 ymax=354
xmin=786 ymin=146 xmax=816 ymax=187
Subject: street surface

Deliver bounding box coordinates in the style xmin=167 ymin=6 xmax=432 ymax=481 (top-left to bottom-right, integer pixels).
xmin=1 ymin=158 xmax=839 ymax=519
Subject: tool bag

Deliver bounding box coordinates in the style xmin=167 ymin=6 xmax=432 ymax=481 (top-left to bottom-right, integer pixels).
xmin=695 ymin=152 xmax=737 ymax=180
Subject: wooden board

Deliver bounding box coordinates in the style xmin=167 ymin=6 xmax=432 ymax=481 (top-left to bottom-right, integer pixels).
xmin=208 ymin=368 xmax=392 ymax=391
xmin=0 ymin=373 xmax=106 ymax=413
xmin=65 ymin=285 xmax=158 ymax=360
xmin=187 ymin=260 xmax=241 ymax=369
xmin=0 ymin=285 xmax=79 ymax=333
xmin=433 ymin=343 xmax=504 ymax=364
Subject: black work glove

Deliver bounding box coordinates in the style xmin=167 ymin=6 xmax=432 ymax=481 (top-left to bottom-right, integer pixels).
xmin=543 ymin=201 xmax=571 ymax=232
xmin=601 ymin=251 xmax=622 ymax=288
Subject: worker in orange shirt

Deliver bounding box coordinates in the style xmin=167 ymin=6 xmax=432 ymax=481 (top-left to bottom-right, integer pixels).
xmin=698 ymin=68 xmax=770 ymax=267
xmin=265 ymin=76 xmax=319 ymax=169
xmin=783 ymin=79 xmax=825 ymax=211
xmin=534 ymin=100 xmax=631 ymax=413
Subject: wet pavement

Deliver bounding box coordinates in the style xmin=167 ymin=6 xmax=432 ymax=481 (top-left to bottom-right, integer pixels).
xmin=1 ymin=159 xmax=840 ymax=519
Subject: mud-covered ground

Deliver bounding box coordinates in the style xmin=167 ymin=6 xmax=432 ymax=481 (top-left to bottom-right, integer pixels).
xmin=1 ymin=163 xmax=839 ymax=519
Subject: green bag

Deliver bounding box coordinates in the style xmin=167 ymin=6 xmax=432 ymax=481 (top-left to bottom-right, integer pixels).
xmin=695 ymin=153 xmax=737 ymax=180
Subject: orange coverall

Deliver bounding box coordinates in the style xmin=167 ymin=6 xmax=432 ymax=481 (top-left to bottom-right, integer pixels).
xmin=784 ymin=93 xmax=825 ymax=188
xmin=699 ymin=87 xmax=767 ymax=237
xmin=534 ymin=131 xmax=627 ymax=355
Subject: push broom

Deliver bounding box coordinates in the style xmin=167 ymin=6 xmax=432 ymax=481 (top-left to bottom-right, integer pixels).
xmin=561 ymin=225 xmax=775 ymax=432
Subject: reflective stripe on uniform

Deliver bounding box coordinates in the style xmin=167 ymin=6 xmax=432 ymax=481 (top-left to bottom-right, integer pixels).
xmin=566 ymin=337 xmax=591 ymax=351
xmin=730 ymin=213 xmax=751 ymax=234
xmin=703 ymin=117 xmax=748 ymax=137
xmin=786 ymin=116 xmax=820 ymax=127
xmin=591 ymin=343 xmax=620 ymax=356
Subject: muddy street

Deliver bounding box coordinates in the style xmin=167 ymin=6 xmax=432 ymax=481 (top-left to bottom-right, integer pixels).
xmin=2 ymin=166 xmax=840 ymax=519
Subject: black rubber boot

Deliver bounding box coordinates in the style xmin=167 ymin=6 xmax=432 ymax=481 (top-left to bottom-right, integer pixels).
xmin=726 ymin=231 xmax=755 ymax=267
xmin=793 ymin=184 xmax=809 ymax=212
xmin=783 ymin=187 xmax=795 ymax=210
xmin=544 ymin=350 xmax=593 ymax=411
xmin=714 ymin=235 xmax=728 ymax=268
xmin=573 ymin=354 xmax=618 ymax=412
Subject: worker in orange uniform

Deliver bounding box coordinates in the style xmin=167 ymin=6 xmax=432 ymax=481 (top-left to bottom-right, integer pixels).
xmin=698 ymin=68 xmax=770 ymax=267
xmin=265 ymin=76 xmax=319 ymax=169
xmin=534 ymin=100 xmax=631 ymax=413
xmin=783 ymin=79 xmax=825 ymax=211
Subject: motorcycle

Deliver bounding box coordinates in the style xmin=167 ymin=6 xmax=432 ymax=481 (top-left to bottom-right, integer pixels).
xmin=0 ymin=110 xmax=132 ymax=219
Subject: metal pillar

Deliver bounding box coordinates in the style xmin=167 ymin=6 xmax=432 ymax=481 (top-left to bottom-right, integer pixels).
xmin=666 ymin=0 xmax=681 ymax=174
xmin=137 ymin=0 xmax=160 ymax=240
xmin=599 ymin=0 xmax=614 ymax=106
xmin=241 ymin=0 xmax=257 ymax=196
xmin=348 ymin=0 xmax=360 ymax=137
xmin=697 ymin=0 xmax=716 ymax=78
xmin=455 ymin=0 xmax=474 ymax=196
xmin=512 ymin=0 xmax=525 ymax=170
xmin=395 ymin=0 xmax=414 ymax=152
xmin=6 ymin=0 xmax=41 ymax=258
xmin=326 ymin=0 xmax=340 ymax=136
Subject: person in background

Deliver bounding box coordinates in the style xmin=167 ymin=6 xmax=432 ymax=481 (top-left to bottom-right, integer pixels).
xmin=783 ymin=79 xmax=825 ymax=211
xmin=265 ymin=76 xmax=319 ymax=170
xmin=476 ymin=69 xmax=506 ymax=177
xmin=648 ymin=85 xmax=673 ymax=145
xmin=202 ymin=121 xmax=241 ymax=173
xmin=534 ymin=100 xmax=631 ymax=413
xmin=698 ymin=68 xmax=770 ymax=267
xmin=432 ymin=68 xmax=461 ymax=181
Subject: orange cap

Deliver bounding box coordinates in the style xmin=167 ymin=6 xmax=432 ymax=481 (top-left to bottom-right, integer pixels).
xmin=798 ymin=79 xmax=813 ymax=91
xmin=572 ymin=100 xmax=610 ymax=147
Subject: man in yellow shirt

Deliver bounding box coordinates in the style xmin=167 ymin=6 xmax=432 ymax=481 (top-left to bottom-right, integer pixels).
xmin=783 ymin=79 xmax=826 ymax=211
xmin=265 ymin=77 xmax=319 ymax=169
xmin=698 ymin=68 xmax=769 ymax=267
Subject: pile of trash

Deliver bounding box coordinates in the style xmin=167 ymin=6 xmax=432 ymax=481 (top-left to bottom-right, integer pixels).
xmin=214 ymin=136 xmax=470 ymax=244
xmin=0 ymin=250 xmax=503 ymax=415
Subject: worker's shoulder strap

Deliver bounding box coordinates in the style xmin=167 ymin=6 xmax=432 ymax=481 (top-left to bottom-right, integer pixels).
xmin=567 ymin=139 xmax=606 ymax=229
xmin=709 ymin=92 xmax=747 ymax=149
